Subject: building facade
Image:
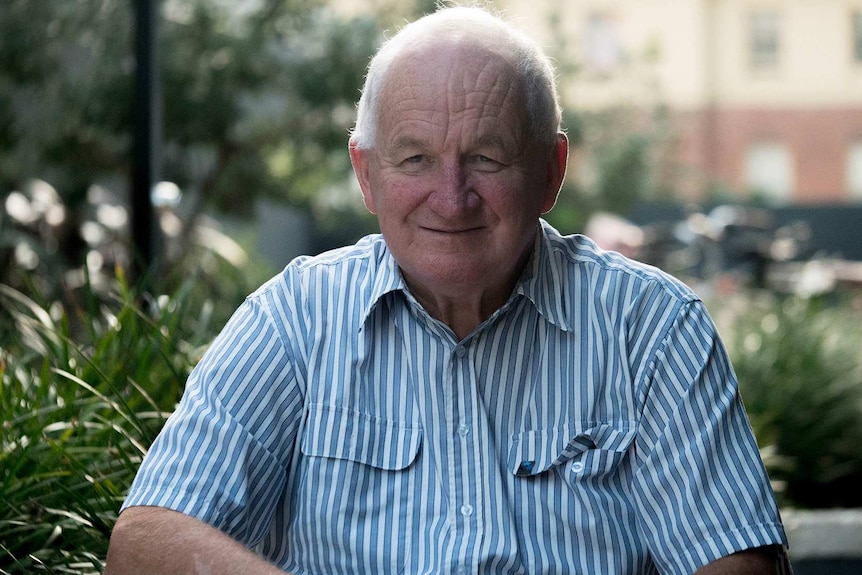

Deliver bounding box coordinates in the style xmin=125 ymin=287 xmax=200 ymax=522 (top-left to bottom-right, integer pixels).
xmin=503 ymin=0 xmax=862 ymax=203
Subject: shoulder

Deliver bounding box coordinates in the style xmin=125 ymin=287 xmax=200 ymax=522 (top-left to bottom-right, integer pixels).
xmin=239 ymin=234 xmax=396 ymax=338
xmin=251 ymin=233 xmax=389 ymax=299
xmin=541 ymin=222 xmax=698 ymax=306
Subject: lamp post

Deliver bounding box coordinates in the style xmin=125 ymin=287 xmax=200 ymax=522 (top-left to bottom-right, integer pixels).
xmin=131 ymin=0 xmax=161 ymax=286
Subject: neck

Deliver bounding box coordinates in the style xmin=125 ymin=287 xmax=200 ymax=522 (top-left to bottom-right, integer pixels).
xmin=403 ymin=254 xmax=531 ymax=340
xmin=399 ymin=228 xmax=540 ymax=341
xmin=413 ymin=288 xmax=510 ymax=341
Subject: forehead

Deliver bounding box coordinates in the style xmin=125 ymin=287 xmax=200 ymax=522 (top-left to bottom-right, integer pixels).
xmin=377 ymin=41 xmax=528 ymax=148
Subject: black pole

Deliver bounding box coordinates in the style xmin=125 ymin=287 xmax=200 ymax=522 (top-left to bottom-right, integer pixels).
xmin=131 ymin=0 xmax=160 ymax=286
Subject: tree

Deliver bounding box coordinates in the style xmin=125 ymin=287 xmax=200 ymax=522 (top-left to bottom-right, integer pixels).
xmin=0 ymin=0 xmax=384 ymax=292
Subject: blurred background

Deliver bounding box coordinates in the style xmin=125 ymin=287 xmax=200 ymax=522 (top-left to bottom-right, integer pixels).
xmin=4 ymin=0 xmax=862 ymax=296
xmin=1 ymin=0 xmax=862 ymax=573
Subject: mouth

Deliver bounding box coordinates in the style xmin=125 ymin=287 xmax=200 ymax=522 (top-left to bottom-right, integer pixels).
xmin=421 ymin=225 xmax=484 ymax=235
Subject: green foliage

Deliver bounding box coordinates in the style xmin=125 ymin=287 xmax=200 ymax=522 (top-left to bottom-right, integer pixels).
xmin=0 ymin=0 xmax=132 ymax=201
xmin=592 ymin=132 xmax=652 ymax=213
xmin=0 ymin=247 xmax=264 ymax=572
xmin=727 ymin=294 xmax=862 ymax=508
xmin=157 ymin=0 xmax=381 ymax=217
xmin=0 ymin=0 xmax=383 ymax=255
xmin=545 ymin=105 xmax=670 ymax=235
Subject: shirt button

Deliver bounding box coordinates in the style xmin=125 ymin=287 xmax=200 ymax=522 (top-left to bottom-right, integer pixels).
xmin=457 ymin=423 xmax=470 ymax=437
xmin=460 ymin=504 xmax=474 ymax=517
xmin=455 ymin=345 xmax=467 ymax=358
xmin=572 ymin=461 xmax=585 ymax=473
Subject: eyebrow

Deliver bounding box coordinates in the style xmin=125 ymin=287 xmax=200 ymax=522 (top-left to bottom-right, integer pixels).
xmin=387 ymin=133 xmax=514 ymax=154
xmin=476 ymin=133 xmax=518 ymax=158
xmin=389 ymin=136 xmax=430 ymax=152
xmin=477 ymin=133 xmax=507 ymax=149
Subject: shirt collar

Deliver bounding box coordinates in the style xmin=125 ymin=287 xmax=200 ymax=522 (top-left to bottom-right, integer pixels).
xmin=359 ymin=238 xmax=408 ymax=327
xmin=514 ymin=219 xmax=574 ymax=332
xmin=359 ymin=221 xmax=573 ymax=332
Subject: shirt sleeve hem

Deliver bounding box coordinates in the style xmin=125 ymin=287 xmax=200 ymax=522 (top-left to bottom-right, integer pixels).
xmin=664 ymin=521 xmax=789 ymax=575
xmin=120 ymin=486 xmax=221 ymax=529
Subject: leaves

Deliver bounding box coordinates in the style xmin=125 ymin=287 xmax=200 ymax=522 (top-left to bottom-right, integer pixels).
xmin=1 ymin=0 xmax=384 ymax=275
xmin=0 ymin=258 xmax=247 ymax=572
xmin=728 ymin=295 xmax=862 ymax=508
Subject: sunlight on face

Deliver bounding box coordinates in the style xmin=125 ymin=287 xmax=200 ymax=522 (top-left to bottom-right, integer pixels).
xmin=352 ymin=39 xmax=561 ymax=314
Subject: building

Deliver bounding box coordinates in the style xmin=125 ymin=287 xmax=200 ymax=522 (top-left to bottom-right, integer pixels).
xmin=503 ymin=0 xmax=862 ymax=204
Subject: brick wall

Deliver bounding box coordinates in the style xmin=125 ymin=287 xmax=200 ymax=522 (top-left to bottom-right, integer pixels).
xmin=672 ymin=107 xmax=862 ymax=202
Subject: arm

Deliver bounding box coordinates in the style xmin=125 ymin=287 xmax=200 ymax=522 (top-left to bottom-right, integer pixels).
xmin=104 ymin=506 xmax=288 ymax=575
xmin=694 ymin=546 xmax=782 ymax=574
xmin=631 ymin=299 xmax=788 ymax=572
xmin=112 ymin=293 xmax=304 ymax=573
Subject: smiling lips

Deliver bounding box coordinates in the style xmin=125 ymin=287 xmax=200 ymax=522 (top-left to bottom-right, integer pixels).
xmin=428 ymin=228 xmax=479 ymax=234
xmin=421 ymin=226 xmax=484 ymax=240
xmin=420 ymin=224 xmax=485 ymax=234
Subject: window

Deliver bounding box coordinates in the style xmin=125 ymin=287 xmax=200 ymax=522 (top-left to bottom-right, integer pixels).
xmin=744 ymin=142 xmax=794 ymax=202
xmin=749 ymin=11 xmax=780 ymax=69
xmin=847 ymin=142 xmax=862 ymax=200
xmin=854 ymin=11 xmax=862 ymax=63
xmin=583 ymin=13 xmax=621 ymax=73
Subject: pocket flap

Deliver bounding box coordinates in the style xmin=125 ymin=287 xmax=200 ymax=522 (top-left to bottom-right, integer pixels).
xmin=508 ymin=423 xmax=635 ymax=477
xmin=301 ymin=403 xmax=422 ymax=471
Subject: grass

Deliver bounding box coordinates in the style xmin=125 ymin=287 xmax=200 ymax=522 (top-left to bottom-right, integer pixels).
xmin=0 ymin=250 xmax=263 ymax=573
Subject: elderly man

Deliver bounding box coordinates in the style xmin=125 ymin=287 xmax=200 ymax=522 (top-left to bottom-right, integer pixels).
xmin=105 ymin=5 xmax=790 ymax=574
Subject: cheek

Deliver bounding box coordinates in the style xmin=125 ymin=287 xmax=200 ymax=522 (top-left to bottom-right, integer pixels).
xmin=480 ymin=179 xmax=539 ymax=218
xmin=374 ymin=178 xmax=427 ymax=217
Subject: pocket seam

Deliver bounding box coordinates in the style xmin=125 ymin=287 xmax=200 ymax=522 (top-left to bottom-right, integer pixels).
xmin=301 ymin=403 xmax=422 ymax=471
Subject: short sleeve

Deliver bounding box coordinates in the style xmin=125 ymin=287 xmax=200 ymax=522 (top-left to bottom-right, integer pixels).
xmin=122 ymin=292 xmax=304 ymax=548
xmin=633 ymin=300 xmax=788 ymax=574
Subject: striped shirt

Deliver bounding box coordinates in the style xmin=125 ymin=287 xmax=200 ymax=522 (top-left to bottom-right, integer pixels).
xmin=124 ymin=220 xmax=789 ymax=574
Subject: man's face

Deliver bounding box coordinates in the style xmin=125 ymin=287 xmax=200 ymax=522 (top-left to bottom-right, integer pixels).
xmin=351 ymin=42 xmax=566 ymax=304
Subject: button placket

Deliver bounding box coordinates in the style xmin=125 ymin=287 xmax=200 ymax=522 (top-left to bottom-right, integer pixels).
xmin=449 ymin=339 xmax=484 ymax=571
xmin=455 ymin=348 xmax=475 ymax=525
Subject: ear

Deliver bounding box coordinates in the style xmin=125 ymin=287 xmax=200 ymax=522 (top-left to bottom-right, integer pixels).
xmin=540 ymin=132 xmax=569 ymax=214
xmin=349 ymin=142 xmax=377 ymax=214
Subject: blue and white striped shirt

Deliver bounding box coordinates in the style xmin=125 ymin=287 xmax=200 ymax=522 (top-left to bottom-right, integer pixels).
xmin=124 ymin=220 xmax=788 ymax=574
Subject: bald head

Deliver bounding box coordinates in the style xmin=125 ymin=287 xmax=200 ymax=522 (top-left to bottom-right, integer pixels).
xmin=350 ymin=6 xmax=562 ymax=150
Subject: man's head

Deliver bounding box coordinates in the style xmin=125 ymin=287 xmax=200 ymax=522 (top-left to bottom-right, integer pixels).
xmin=350 ymin=6 xmax=562 ymax=150
xmin=349 ymin=6 xmax=568 ymax=324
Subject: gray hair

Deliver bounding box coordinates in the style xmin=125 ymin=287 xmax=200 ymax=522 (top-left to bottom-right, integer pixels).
xmin=349 ymin=6 xmax=562 ymax=149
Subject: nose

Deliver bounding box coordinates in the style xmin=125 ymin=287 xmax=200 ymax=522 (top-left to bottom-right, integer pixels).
xmin=427 ymin=160 xmax=479 ymax=217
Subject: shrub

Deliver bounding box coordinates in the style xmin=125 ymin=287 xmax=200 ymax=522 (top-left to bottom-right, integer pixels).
xmin=0 ymin=257 xmax=258 ymax=573
xmin=727 ymin=294 xmax=862 ymax=509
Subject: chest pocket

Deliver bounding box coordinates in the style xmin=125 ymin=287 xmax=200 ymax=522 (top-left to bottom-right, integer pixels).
xmin=292 ymin=406 xmax=423 ymax=573
xmin=300 ymin=403 xmax=422 ymax=470
xmin=507 ymin=423 xmax=636 ymax=480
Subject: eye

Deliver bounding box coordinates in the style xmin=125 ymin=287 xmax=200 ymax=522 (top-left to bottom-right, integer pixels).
xmin=471 ymin=154 xmax=504 ymax=172
xmin=397 ymin=153 xmax=428 ymax=166
xmin=397 ymin=154 xmax=431 ymax=173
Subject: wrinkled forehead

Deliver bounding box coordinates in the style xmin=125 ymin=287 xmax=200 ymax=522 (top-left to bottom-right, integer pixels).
xmin=388 ymin=33 xmax=520 ymax=90
xmin=377 ymin=40 xmax=529 ymax=140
